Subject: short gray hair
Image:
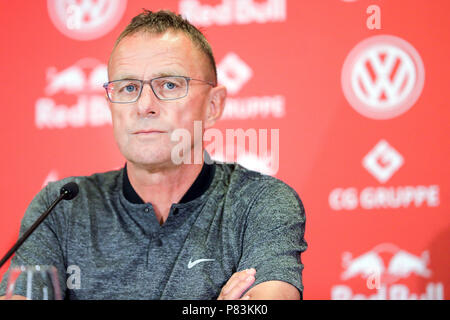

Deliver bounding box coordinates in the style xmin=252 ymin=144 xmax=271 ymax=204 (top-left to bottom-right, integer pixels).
xmin=113 ymin=9 xmax=217 ymax=83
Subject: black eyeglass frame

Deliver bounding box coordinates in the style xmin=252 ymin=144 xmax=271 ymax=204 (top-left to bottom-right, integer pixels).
xmin=103 ymin=76 xmax=216 ymax=103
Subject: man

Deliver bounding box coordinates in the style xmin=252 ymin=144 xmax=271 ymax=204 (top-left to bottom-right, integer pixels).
xmin=0 ymin=10 xmax=307 ymax=300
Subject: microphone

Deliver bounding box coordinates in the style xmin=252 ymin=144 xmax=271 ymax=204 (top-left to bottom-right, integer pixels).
xmin=60 ymin=182 xmax=79 ymax=200
xmin=0 ymin=182 xmax=79 ymax=269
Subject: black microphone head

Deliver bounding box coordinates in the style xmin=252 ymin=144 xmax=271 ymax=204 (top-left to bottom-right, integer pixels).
xmin=60 ymin=182 xmax=79 ymax=200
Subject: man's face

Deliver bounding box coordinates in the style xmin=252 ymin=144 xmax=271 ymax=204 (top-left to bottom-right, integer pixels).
xmin=107 ymin=31 xmax=214 ymax=168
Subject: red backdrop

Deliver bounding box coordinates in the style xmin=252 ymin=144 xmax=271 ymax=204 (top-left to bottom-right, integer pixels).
xmin=0 ymin=0 xmax=448 ymax=300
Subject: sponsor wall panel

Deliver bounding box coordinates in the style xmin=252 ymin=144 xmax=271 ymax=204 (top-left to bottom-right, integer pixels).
xmin=0 ymin=0 xmax=448 ymax=299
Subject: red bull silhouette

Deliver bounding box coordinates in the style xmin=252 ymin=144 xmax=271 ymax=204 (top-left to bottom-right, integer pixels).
xmin=45 ymin=66 xmax=85 ymax=96
xmin=387 ymin=250 xmax=431 ymax=278
xmin=341 ymin=251 xmax=385 ymax=280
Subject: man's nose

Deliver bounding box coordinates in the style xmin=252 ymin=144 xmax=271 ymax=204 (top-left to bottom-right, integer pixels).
xmin=137 ymin=83 xmax=160 ymax=117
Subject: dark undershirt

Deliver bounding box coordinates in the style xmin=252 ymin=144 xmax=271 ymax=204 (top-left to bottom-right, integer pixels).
xmin=122 ymin=162 xmax=216 ymax=204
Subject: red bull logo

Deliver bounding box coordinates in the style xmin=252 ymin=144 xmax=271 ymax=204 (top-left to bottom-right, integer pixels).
xmin=35 ymin=58 xmax=111 ymax=129
xmin=332 ymin=243 xmax=444 ymax=299
xmin=388 ymin=250 xmax=431 ymax=279
xmin=179 ymin=0 xmax=286 ymax=27
xmin=341 ymin=251 xmax=385 ymax=280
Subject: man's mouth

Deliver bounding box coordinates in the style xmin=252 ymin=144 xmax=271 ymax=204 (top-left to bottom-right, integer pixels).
xmin=134 ymin=129 xmax=167 ymax=135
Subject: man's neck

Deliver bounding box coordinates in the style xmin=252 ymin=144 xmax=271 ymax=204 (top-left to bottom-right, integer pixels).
xmin=126 ymin=161 xmax=204 ymax=224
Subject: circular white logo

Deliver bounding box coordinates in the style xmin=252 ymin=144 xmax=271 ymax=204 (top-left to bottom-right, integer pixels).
xmin=47 ymin=0 xmax=127 ymax=41
xmin=341 ymin=35 xmax=425 ymax=120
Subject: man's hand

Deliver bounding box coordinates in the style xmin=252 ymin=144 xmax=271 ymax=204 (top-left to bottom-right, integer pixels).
xmin=217 ymin=268 xmax=256 ymax=300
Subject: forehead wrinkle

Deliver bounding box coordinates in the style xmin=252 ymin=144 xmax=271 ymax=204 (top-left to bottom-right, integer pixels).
xmin=112 ymin=60 xmax=189 ymax=81
xmin=108 ymin=31 xmax=207 ymax=81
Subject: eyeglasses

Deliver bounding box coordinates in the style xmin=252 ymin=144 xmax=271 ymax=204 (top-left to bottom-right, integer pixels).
xmin=103 ymin=76 xmax=215 ymax=103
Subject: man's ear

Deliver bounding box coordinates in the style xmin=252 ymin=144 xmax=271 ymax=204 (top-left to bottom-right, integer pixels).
xmin=204 ymin=85 xmax=227 ymax=129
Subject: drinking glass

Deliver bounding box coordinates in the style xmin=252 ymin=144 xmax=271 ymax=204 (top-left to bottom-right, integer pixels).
xmin=4 ymin=265 xmax=61 ymax=300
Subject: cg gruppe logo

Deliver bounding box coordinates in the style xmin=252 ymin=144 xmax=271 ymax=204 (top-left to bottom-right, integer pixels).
xmin=362 ymin=139 xmax=403 ymax=184
xmin=341 ymin=35 xmax=425 ymax=120
xmin=218 ymin=53 xmax=253 ymax=95
xmin=47 ymin=0 xmax=127 ymax=41
xmin=331 ymin=243 xmax=444 ymax=300
xmin=329 ymin=139 xmax=439 ymax=211
xmin=217 ymin=52 xmax=285 ymax=119
xmin=207 ymin=53 xmax=282 ymax=175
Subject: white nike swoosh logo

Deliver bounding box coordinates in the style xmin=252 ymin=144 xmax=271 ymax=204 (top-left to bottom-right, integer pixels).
xmin=188 ymin=258 xmax=215 ymax=269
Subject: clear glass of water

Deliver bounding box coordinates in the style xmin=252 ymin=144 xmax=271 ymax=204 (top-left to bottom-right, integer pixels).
xmin=4 ymin=265 xmax=62 ymax=300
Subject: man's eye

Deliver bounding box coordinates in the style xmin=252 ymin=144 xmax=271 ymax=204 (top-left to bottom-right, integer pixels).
xmin=124 ymin=84 xmax=136 ymax=93
xmin=163 ymin=82 xmax=177 ymax=90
